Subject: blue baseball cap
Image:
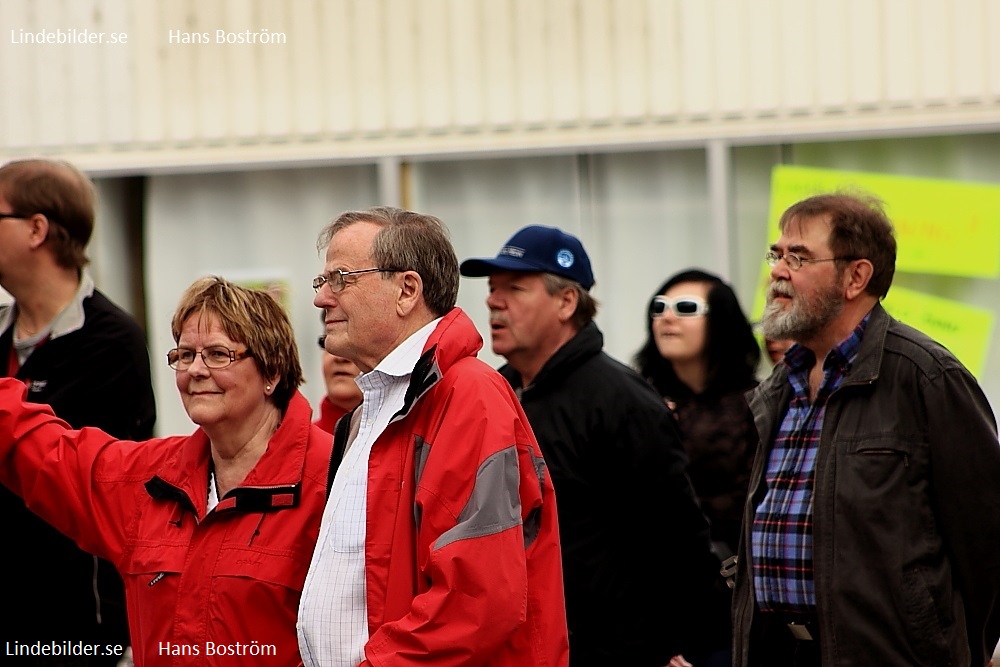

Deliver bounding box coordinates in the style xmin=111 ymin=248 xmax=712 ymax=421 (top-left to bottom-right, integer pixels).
xmin=460 ymin=225 xmax=595 ymax=290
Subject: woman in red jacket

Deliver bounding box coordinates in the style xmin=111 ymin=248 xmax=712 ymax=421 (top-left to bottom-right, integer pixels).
xmin=0 ymin=276 xmax=332 ymax=666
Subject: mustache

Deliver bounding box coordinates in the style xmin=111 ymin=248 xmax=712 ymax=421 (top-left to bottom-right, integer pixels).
xmin=489 ymin=311 xmax=509 ymax=327
xmin=767 ymin=281 xmax=794 ymax=300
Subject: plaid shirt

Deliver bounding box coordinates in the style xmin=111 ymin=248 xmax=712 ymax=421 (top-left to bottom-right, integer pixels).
xmin=750 ymin=314 xmax=870 ymax=612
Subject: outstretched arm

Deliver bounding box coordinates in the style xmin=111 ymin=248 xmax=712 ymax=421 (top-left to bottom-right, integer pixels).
xmin=0 ymin=377 xmax=137 ymax=563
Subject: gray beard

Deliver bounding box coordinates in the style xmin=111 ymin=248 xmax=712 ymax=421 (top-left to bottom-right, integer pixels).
xmin=761 ymin=288 xmax=843 ymax=342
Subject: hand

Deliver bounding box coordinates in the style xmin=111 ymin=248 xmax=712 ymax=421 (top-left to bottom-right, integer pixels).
xmin=666 ymin=655 xmax=693 ymax=667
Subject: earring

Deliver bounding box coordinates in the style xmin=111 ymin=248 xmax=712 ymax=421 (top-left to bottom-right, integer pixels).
xmin=265 ymin=385 xmax=272 ymax=392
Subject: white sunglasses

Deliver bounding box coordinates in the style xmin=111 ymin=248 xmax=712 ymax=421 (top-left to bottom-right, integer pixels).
xmin=650 ymin=295 xmax=710 ymax=318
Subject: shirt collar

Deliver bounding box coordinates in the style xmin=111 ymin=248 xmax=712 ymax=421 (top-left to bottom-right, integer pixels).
xmin=0 ymin=271 xmax=94 ymax=340
xmin=782 ymin=310 xmax=872 ymax=377
xmin=367 ymin=317 xmax=442 ymax=379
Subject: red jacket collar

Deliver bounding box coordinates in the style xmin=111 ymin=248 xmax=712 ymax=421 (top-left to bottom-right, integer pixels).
xmin=145 ymin=391 xmax=315 ymax=519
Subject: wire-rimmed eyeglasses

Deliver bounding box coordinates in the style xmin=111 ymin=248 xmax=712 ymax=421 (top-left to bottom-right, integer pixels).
xmin=312 ymin=268 xmax=399 ymax=293
xmin=167 ymin=346 xmax=252 ymax=370
xmin=765 ymin=251 xmax=858 ymax=271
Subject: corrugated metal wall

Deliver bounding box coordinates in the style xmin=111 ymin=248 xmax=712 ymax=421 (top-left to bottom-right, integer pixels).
xmin=1 ymin=0 xmax=998 ymax=173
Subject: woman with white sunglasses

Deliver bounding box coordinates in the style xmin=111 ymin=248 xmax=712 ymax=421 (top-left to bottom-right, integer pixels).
xmin=634 ymin=268 xmax=761 ymax=667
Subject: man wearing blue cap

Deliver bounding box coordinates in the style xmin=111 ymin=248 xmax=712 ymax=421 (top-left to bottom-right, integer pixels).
xmin=461 ymin=226 xmax=718 ymax=667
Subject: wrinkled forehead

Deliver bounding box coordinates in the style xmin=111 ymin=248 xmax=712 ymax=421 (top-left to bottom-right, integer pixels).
xmin=325 ymin=221 xmax=379 ymax=265
xmin=776 ymin=213 xmax=833 ymax=252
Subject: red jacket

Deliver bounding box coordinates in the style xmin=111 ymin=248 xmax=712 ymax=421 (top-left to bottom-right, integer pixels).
xmin=322 ymin=308 xmax=569 ymax=666
xmin=313 ymin=395 xmax=350 ymax=434
xmin=0 ymin=386 xmax=331 ymax=666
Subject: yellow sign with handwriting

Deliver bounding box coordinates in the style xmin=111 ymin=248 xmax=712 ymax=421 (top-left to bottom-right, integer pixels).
xmin=882 ymin=287 xmax=994 ymax=376
xmin=769 ymin=165 xmax=1000 ymax=278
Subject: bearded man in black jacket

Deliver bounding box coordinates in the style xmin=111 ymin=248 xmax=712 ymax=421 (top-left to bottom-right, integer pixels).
xmin=462 ymin=225 xmax=718 ymax=667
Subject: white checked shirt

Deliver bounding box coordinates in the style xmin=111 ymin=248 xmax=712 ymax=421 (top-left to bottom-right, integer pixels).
xmin=297 ymin=318 xmax=440 ymax=667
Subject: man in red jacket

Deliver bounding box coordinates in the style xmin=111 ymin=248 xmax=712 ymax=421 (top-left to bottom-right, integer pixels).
xmin=298 ymin=206 xmax=569 ymax=667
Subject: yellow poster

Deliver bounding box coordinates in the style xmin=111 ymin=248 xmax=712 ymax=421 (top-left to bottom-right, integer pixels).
xmin=881 ymin=287 xmax=995 ymax=376
xmin=768 ymin=165 xmax=1000 ymax=278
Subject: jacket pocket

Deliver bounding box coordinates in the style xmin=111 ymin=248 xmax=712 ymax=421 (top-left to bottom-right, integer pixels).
xmin=209 ymin=547 xmax=309 ymax=629
xmin=900 ymin=565 xmax=952 ymax=665
xmin=843 ymin=435 xmax=917 ymax=492
xmin=212 ymin=547 xmax=308 ymax=591
xmin=119 ymin=544 xmax=188 ymax=650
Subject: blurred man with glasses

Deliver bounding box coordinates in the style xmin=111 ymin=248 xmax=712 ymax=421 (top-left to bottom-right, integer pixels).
xmin=461 ymin=225 xmax=718 ymax=667
xmin=0 ymin=158 xmax=155 ymax=664
xmin=732 ymin=192 xmax=1000 ymax=666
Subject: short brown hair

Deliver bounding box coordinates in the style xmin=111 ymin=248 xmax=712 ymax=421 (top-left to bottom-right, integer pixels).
xmin=0 ymin=159 xmax=95 ymax=270
xmin=541 ymin=273 xmax=598 ymax=330
xmin=317 ymin=206 xmax=459 ymax=316
xmin=778 ymin=192 xmax=897 ymax=298
xmin=170 ymin=276 xmax=304 ymax=411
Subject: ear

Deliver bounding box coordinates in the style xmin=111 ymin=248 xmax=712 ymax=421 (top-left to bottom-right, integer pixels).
xmin=27 ymin=214 xmax=49 ymax=250
xmin=843 ymin=259 xmax=874 ymax=301
xmin=555 ymin=286 xmax=579 ymax=324
xmin=395 ymin=271 xmax=424 ymax=317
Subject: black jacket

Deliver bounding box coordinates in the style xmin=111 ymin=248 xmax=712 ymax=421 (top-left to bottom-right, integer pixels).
xmin=500 ymin=322 xmax=717 ymax=666
xmin=734 ymin=304 xmax=1000 ymax=667
xmin=0 ymin=289 xmax=156 ymax=656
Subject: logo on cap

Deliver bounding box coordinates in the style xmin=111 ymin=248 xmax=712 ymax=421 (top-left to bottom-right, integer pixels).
xmin=556 ymin=249 xmax=574 ymax=268
xmin=499 ymin=245 xmax=525 ymax=258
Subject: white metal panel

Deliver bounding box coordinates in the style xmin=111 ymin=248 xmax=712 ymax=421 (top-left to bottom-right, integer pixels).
xmin=814 ymin=2 xmax=849 ymax=111
xmin=385 ymin=0 xmax=421 ymax=134
xmin=417 ymin=0 xmax=452 ymax=131
xmin=884 ymin=0 xmax=918 ymax=107
xmin=481 ymin=0 xmax=517 ymax=127
xmin=355 ymin=0 xmax=387 ymax=135
xmin=3 ymin=0 xmax=1000 ymax=170
xmin=0 ymin=0 xmax=32 ymax=150
xmin=581 ymin=0 xmax=615 ymax=123
xmin=224 ymin=0 xmax=260 ymax=140
xmin=161 ymin=0 xmax=198 ymax=143
xmin=988 ymin=0 xmax=1000 ymax=98
xmin=549 ymin=0 xmax=582 ymax=125
xmin=614 ymin=0 xmax=648 ymax=121
xmin=646 ymin=0 xmax=680 ymax=119
xmin=513 ymin=0 xmax=548 ymax=126
xmin=778 ymin=0 xmax=813 ymax=112
xmin=451 ymin=0 xmax=483 ymax=129
xmin=319 ymin=0 xmax=355 ymax=137
xmin=258 ymin=0 xmax=293 ymax=138
xmin=289 ymin=0 xmax=323 ymax=137
xmin=679 ymin=0 xmax=714 ymax=117
xmin=32 ymin=0 xmax=68 ymax=148
xmin=131 ymin=0 xmax=165 ymax=144
xmin=746 ymin=0 xmax=779 ymax=116
xmin=103 ymin=0 xmax=135 ymax=146
xmin=918 ymin=0 xmax=951 ymax=104
xmin=952 ymin=0 xmax=987 ymax=101
xmin=66 ymin=0 xmax=103 ymax=146
xmin=192 ymin=0 xmax=228 ymax=142
xmin=847 ymin=0 xmax=882 ymax=108
xmin=713 ymin=0 xmax=746 ymax=118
